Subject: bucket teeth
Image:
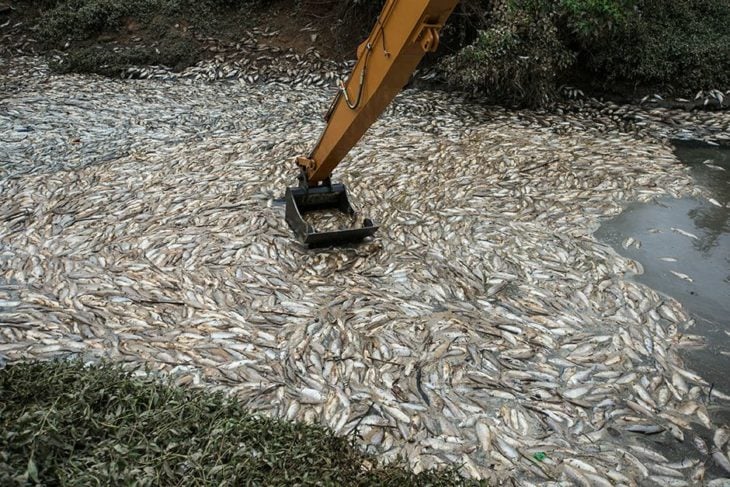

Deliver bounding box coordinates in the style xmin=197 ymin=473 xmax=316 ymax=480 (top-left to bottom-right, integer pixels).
xmin=285 ymin=183 xmax=378 ymax=247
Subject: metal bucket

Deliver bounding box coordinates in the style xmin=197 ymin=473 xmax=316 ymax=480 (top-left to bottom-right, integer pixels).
xmin=285 ymin=183 xmax=378 ymax=247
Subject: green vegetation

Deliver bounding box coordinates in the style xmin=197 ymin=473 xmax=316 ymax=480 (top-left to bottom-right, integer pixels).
xmin=37 ymin=0 xmax=251 ymax=43
xmin=29 ymin=0 xmax=257 ymax=76
xmin=0 ymin=360 xmax=470 ymax=486
xmin=11 ymin=0 xmax=730 ymax=105
xmin=52 ymin=35 xmax=199 ymax=76
xmin=436 ymin=0 xmax=730 ymax=106
xmin=439 ymin=2 xmax=574 ymax=107
xmin=586 ymin=0 xmax=730 ymax=90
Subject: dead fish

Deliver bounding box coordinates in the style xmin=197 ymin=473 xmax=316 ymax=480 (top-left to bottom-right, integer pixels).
xmin=671 ymin=227 xmax=699 ymax=240
xmin=670 ymin=270 xmax=693 ymax=282
xmin=708 ymin=198 xmax=723 ymax=207
xmin=693 ymin=435 xmax=709 ymax=455
xmin=625 ymin=424 xmax=665 ymax=435
xmin=714 ymin=451 xmax=730 ymax=474
xmin=715 ymin=427 xmax=729 ymax=450
xmin=0 ymin=52 xmax=724 ymax=485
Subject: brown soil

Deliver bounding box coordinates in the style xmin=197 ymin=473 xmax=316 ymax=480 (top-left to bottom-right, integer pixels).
xmin=262 ymin=3 xmax=343 ymax=58
xmin=0 ymin=0 xmax=361 ymax=69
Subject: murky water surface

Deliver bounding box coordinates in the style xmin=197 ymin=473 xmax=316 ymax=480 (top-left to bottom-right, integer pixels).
xmin=596 ymin=144 xmax=729 ymax=423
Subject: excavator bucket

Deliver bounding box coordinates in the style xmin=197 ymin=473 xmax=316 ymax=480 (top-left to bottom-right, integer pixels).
xmin=285 ymin=182 xmax=378 ymax=247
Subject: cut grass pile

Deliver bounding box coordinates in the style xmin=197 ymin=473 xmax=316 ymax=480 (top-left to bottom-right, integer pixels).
xmin=0 ymin=360 xmax=472 ymax=486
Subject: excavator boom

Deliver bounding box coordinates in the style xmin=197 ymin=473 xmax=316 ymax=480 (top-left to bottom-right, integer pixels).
xmin=285 ymin=0 xmax=459 ymax=246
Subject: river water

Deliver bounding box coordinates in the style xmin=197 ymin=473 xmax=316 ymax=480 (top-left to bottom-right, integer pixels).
xmin=596 ymin=143 xmax=729 ymax=430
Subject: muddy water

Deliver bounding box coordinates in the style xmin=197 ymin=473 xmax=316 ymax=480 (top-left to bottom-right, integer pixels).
xmin=595 ymin=143 xmax=729 ymax=420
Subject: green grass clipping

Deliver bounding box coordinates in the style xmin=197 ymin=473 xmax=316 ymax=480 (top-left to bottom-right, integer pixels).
xmin=0 ymin=360 xmax=475 ymax=486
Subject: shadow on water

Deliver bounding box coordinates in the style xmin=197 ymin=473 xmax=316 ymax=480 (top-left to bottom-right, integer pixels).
xmin=595 ymin=143 xmax=730 ymax=425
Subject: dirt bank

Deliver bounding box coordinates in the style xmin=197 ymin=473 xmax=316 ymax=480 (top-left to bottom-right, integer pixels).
xmin=2 ymin=0 xmax=727 ymax=110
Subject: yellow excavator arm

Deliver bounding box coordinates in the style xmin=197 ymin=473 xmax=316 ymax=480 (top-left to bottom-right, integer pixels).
xmin=285 ymin=0 xmax=460 ymax=246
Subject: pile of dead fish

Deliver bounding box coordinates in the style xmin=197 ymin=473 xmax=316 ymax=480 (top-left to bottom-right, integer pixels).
xmin=1 ymin=55 xmax=730 ymax=486
xmin=125 ymin=27 xmax=352 ymax=88
xmin=121 ymin=28 xmax=730 ymax=146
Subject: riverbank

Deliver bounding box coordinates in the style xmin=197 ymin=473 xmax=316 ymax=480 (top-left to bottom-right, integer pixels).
xmin=2 ymin=0 xmax=729 ymax=111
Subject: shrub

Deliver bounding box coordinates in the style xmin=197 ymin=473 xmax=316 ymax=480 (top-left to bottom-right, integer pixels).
xmin=34 ymin=0 xmax=259 ymax=76
xmin=557 ymin=0 xmax=634 ymax=45
xmin=51 ymin=35 xmax=201 ymax=76
xmin=37 ymin=0 xmax=259 ymax=44
xmin=437 ymin=0 xmax=729 ymax=104
xmin=39 ymin=0 xmax=161 ymax=43
xmin=586 ymin=0 xmax=730 ymax=90
xmin=439 ymin=1 xmax=573 ymax=107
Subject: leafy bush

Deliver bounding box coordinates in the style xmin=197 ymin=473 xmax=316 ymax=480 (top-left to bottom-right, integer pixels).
xmin=436 ymin=0 xmax=730 ymax=105
xmin=37 ymin=0 xmax=258 ymax=44
xmin=439 ymin=2 xmax=573 ymax=107
xmin=586 ymin=0 xmax=730 ymax=90
xmin=33 ymin=0 xmax=259 ymax=76
xmin=557 ymin=0 xmax=633 ymax=44
xmin=40 ymin=0 xmax=157 ymax=42
xmin=52 ymin=35 xmax=201 ymax=76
